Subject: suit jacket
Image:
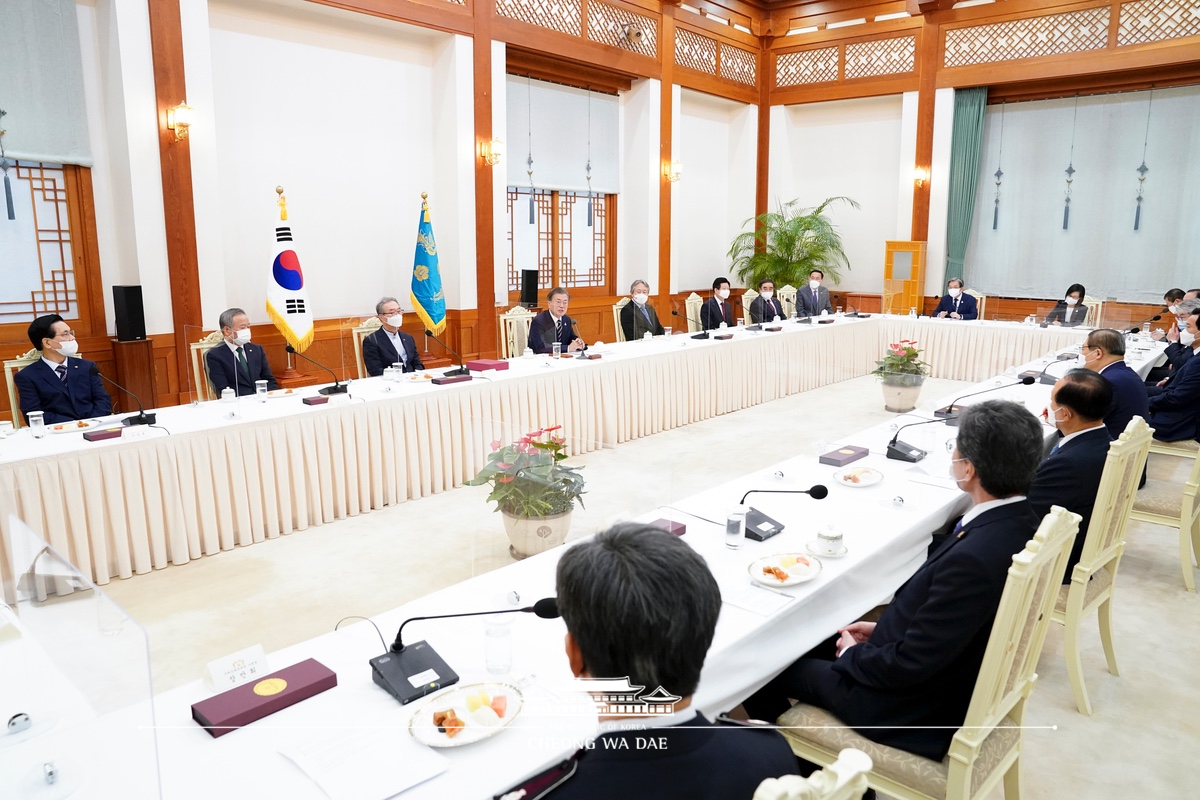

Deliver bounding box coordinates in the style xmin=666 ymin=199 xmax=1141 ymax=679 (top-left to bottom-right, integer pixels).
xmin=528 ymin=311 xmax=577 ymax=354
xmin=1027 ymin=427 xmax=1112 ymax=581
xmin=15 ymin=357 xmax=112 ymax=425
xmin=749 ymin=296 xmax=785 ymax=324
xmin=205 ymin=341 xmax=279 ymax=397
xmin=494 ymin=715 xmax=797 ymax=800
xmin=619 ymin=300 xmax=664 ymax=340
xmin=829 ymin=500 xmax=1041 ymax=760
xmin=1044 ymin=301 xmax=1089 ymax=327
xmin=1098 ymin=361 xmax=1150 ymax=440
xmin=932 ymin=292 xmax=979 ymax=320
xmin=1147 ymin=345 xmax=1200 ymax=441
xmin=798 ymin=285 xmax=833 ymax=317
xmin=362 ymin=328 xmax=424 ymax=376
xmin=699 ymin=297 xmax=734 ymax=330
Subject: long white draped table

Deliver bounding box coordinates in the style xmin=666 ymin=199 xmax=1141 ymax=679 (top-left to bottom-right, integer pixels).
xmin=0 ymin=315 xmax=1091 ymax=598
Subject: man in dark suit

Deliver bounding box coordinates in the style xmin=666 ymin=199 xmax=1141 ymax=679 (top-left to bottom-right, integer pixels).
xmin=204 ymin=307 xmax=279 ymax=397
xmin=1028 ymin=370 xmax=1114 ymax=581
xmin=798 ymin=270 xmax=833 ymax=316
xmin=362 ymin=296 xmax=424 ymax=376
xmin=619 ymin=279 xmax=665 ymax=340
xmin=1079 ymin=328 xmax=1149 ymax=439
xmin=528 ymin=287 xmax=585 ymax=354
xmin=1147 ymin=298 xmax=1198 ymax=387
xmin=699 ymin=277 xmax=734 ymax=331
xmin=497 ymin=524 xmax=797 ymax=799
xmin=1147 ymin=308 xmax=1200 ymax=442
xmin=15 ymin=314 xmax=112 ymax=425
xmin=743 ymin=400 xmax=1044 ymax=761
xmin=749 ymin=279 xmax=785 ymax=324
xmin=932 ymin=278 xmax=979 ymax=320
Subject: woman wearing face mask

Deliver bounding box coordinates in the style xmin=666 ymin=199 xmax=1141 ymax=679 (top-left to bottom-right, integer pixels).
xmin=1044 ymin=283 xmax=1089 ymax=327
xmin=14 ymin=313 xmax=113 ymax=425
xmin=700 ymin=277 xmax=735 ymax=331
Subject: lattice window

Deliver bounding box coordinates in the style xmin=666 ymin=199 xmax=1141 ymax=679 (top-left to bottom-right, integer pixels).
xmin=0 ymin=162 xmax=78 ymax=323
xmin=587 ymin=1 xmax=657 ymax=58
xmin=507 ymin=188 xmax=610 ymax=294
xmin=1118 ymin=0 xmax=1200 ymax=46
xmin=844 ymin=35 xmax=916 ymax=79
xmin=675 ymin=28 xmax=717 ymax=74
xmin=944 ymin=8 xmax=1110 ymax=68
xmin=495 ymin=0 xmax=581 ymax=37
xmin=720 ymin=43 xmax=757 ymax=85
xmin=775 ymin=47 xmax=839 ymax=87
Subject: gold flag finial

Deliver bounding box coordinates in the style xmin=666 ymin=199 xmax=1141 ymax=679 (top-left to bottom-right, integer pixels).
xmin=276 ymin=185 xmax=287 ymax=221
xmin=421 ymin=192 xmax=429 ymax=223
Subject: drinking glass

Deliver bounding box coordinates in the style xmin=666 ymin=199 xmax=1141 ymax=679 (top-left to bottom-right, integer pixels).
xmin=663 ymin=326 xmax=672 ymax=337
xmin=255 ymin=380 xmax=268 ymax=402
xmin=725 ymin=510 xmax=746 ymax=550
xmin=485 ymin=619 xmax=513 ymax=674
xmin=28 ymin=411 xmax=45 ymax=438
xmin=552 ymin=342 xmax=562 ymax=358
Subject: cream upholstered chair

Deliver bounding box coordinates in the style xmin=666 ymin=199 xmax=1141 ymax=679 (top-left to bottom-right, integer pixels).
xmin=612 ymin=297 xmax=631 ymax=343
xmin=351 ymin=316 xmax=383 ymax=379
xmin=1082 ymin=295 xmax=1104 ymax=327
xmin=1051 ymin=416 xmax=1151 ymax=714
xmin=1130 ymin=441 xmax=1200 ymax=592
xmin=1148 ymin=437 xmax=1199 ymax=460
xmin=964 ymin=288 xmax=986 ymax=320
xmin=498 ymin=305 xmax=535 ymax=359
xmin=777 ymin=506 xmax=1079 ymax=800
xmin=188 ymin=331 xmax=225 ymax=402
xmin=777 ymin=284 xmax=799 ymax=319
xmin=4 ymin=348 xmax=39 ymax=428
xmin=684 ymin=292 xmax=704 ymax=332
xmin=741 ymin=288 xmax=759 ymax=325
xmin=754 ymin=749 xmax=872 ymax=800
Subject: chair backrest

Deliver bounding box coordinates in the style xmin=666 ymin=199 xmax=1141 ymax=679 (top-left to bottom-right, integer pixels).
xmin=964 ymin=288 xmax=986 ymax=320
xmin=351 ymin=316 xmax=383 ymax=379
xmin=1083 ymin=295 xmax=1103 ymax=327
xmin=777 ymin=284 xmax=798 ymax=318
xmin=188 ymin=331 xmax=226 ymax=402
xmin=684 ymin=292 xmax=704 ymax=332
xmin=498 ymin=306 xmax=535 ymax=359
xmin=1074 ymin=416 xmax=1152 ymax=578
xmin=612 ymin=297 xmax=631 ymax=343
xmin=4 ymin=348 xmax=39 ymax=428
xmin=741 ymin=288 xmax=758 ymax=325
xmin=954 ymin=505 xmax=1078 ymax=748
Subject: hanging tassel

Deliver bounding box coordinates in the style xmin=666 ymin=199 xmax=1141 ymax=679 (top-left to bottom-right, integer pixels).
xmin=1134 ymin=197 xmax=1142 ymax=231
xmin=3 ymin=173 xmax=13 ymax=221
xmin=992 ymin=200 xmax=999 ymax=231
xmin=587 ymin=196 xmax=593 ymax=227
xmin=1062 ymin=200 xmax=1069 ymax=231
xmin=529 ymin=194 xmax=535 ymax=225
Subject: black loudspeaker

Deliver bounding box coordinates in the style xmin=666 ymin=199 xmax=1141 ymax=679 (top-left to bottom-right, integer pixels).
xmin=112 ymin=285 xmax=147 ymax=341
xmin=520 ymin=270 xmax=539 ymax=307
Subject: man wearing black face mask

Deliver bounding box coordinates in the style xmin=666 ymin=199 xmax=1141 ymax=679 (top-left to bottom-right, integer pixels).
xmin=14 ymin=314 xmax=112 ymax=425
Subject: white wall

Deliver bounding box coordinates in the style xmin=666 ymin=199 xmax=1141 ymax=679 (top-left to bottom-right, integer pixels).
xmin=616 ymin=78 xmax=660 ymax=295
xmin=768 ymin=95 xmax=905 ymax=294
xmin=926 ymin=87 xmax=955 ymax=295
xmin=671 ymin=88 xmax=757 ymax=293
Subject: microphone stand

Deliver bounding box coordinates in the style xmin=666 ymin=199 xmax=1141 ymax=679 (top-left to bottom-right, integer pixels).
xmin=670 ymin=309 xmax=709 ymax=340
xmin=423 ymin=330 xmax=471 ymax=377
xmin=734 ymin=485 xmax=829 ymax=541
xmin=286 ymin=344 xmax=349 ymax=394
xmin=90 ymin=366 xmax=156 ymax=426
xmin=569 ymin=319 xmax=590 ymax=359
xmin=934 ymin=376 xmax=1037 ymax=426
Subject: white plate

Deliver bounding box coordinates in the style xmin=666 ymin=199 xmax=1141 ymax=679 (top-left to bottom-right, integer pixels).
xmin=748 ymin=553 xmax=822 ymax=587
xmin=833 ymin=467 xmax=883 ymax=488
xmin=409 ymin=682 xmax=523 ymax=748
xmin=46 ymin=419 xmax=102 ymax=434
xmin=406 ymin=373 xmax=435 ymax=383
xmin=805 ymin=542 xmax=848 ymax=559
xmin=265 ymin=388 xmax=297 ymax=399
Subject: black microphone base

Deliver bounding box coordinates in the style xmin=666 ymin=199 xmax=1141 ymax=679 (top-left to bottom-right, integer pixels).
xmin=690 ymin=331 xmax=710 ymax=340
xmin=744 ymin=507 xmax=785 ymax=541
xmin=319 ymin=383 xmax=350 ymax=395
xmin=442 ymin=367 xmax=471 ymax=377
xmin=933 ymin=404 xmax=960 ymax=420
xmin=887 ymin=440 xmax=928 ymax=462
xmin=121 ymin=412 xmax=156 ymax=426
xmin=369 ymin=640 xmax=460 ymax=705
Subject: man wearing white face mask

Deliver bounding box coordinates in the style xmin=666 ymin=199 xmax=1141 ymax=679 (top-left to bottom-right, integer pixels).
xmin=15 ymin=314 xmax=112 ymax=425
xmin=798 ymin=270 xmax=833 ymax=317
xmin=1147 ymin=308 xmax=1200 ymax=442
xmin=700 ymin=277 xmax=734 ymax=331
xmin=932 ymin=278 xmax=978 ymax=320
xmin=749 ymin=279 xmax=784 ymax=324
xmin=619 ymin=279 xmax=664 ymax=340
xmin=1148 ymin=298 xmax=1200 ymax=388
xmin=205 ymin=307 xmax=279 ymax=397
xmin=363 ymin=296 xmax=424 ymax=376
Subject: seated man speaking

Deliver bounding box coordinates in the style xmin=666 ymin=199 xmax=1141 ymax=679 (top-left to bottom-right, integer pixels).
xmin=500 ymin=524 xmax=797 ymax=799
xmin=743 ymin=400 xmax=1044 ymax=761
xmin=15 ymin=314 xmax=112 ymax=425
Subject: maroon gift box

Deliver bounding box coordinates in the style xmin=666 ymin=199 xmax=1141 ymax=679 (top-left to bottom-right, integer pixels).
xmin=432 ymin=374 xmax=473 ymax=385
xmin=819 ymin=445 xmax=869 ymax=467
xmin=83 ymin=428 xmax=123 ymax=442
xmin=466 ymin=359 xmax=510 ymax=371
xmin=651 ymin=518 xmax=687 ymax=536
xmin=713 ymin=333 xmax=734 ymax=340
xmin=302 ymin=396 xmax=329 ymax=406
xmin=191 ymin=658 xmax=337 ymax=738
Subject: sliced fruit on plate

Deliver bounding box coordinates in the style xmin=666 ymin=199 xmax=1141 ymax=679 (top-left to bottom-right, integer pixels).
xmin=491 ymin=695 xmax=507 ymax=718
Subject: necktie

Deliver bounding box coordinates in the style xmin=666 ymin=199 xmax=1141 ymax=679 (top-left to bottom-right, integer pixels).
xmin=812 ymin=290 xmax=818 ymax=307
xmin=236 ymin=346 xmax=250 ymax=378
xmin=720 ymin=302 xmax=726 ymax=321
xmin=952 ymin=518 xmax=965 ymax=538
xmin=555 ymin=319 xmax=563 ymax=340
xmin=954 ymin=298 xmax=959 ymax=312
xmin=56 ymin=364 xmax=67 ymax=383
xmin=640 ymin=305 xmax=651 ymax=323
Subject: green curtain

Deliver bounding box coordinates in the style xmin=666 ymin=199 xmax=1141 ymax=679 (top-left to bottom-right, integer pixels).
xmin=944 ymin=87 xmax=988 ymax=282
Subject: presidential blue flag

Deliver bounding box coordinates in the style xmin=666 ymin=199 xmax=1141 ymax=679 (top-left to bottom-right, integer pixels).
xmin=410 ymin=193 xmax=446 ymax=337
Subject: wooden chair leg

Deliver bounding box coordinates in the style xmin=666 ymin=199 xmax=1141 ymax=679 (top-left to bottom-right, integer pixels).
xmin=1003 ymin=755 xmax=1022 ymax=800
xmin=1063 ymin=616 xmax=1093 ymax=715
xmin=1097 ymin=597 xmax=1119 ymax=677
xmin=1181 ymin=527 xmax=1197 ymax=592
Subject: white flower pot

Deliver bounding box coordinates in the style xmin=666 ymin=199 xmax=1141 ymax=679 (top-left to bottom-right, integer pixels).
xmin=501 ymin=510 xmax=573 ymax=560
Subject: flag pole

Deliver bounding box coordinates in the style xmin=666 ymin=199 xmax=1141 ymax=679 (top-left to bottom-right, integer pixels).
xmin=273 ymin=185 xmax=303 ymax=381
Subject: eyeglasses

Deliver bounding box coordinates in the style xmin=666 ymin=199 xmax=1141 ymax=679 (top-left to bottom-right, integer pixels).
xmin=52 ymin=330 xmax=77 ymax=340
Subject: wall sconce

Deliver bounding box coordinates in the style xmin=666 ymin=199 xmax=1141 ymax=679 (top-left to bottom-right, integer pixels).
xmin=913 ymin=166 xmax=929 ymax=188
xmin=664 ymin=161 xmax=683 ymax=182
xmin=479 ymin=139 xmax=504 ymax=166
xmin=167 ymin=103 xmax=194 ymax=141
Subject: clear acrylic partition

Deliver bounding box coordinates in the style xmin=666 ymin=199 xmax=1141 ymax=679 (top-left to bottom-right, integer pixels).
xmin=183 ymin=323 xmax=211 ymax=405
xmin=0 ymin=507 xmax=159 ymax=798
xmin=3 ymin=335 xmax=31 ymax=427
xmin=335 ymin=315 xmax=364 ymax=386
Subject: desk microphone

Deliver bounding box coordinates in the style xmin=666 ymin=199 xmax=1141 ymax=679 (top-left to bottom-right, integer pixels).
xmin=671 ymin=309 xmax=710 ymax=340
xmin=1128 ymin=314 xmax=1161 ymax=334
xmin=886 ymin=416 xmax=951 ymax=462
xmin=734 ymin=485 xmax=829 ymax=541
xmin=1018 ymin=356 xmax=1069 ymax=386
xmin=933 ymin=376 xmax=1036 ymax=426
xmin=370 ymin=598 xmax=559 ymax=704
xmin=285 ymin=344 xmax=349 ymax=394
xmin=423 ymin=330 xmax=471 ymax=377
xmin=569 ymin=319 xmax=589 ymax=358
xmin=89 ymin=365 xmax=156 ymax=426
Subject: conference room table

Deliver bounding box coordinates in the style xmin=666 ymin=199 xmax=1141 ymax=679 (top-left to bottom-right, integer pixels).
xmin=135 ymin=336 xmax=1164 ymax=800
xmin=0 ymin=315 xmax=1095 ymax=603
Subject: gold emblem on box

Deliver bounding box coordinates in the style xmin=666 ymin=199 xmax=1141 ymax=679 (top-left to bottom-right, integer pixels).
xmin=253 ymin=678 xmax=288 ymax=696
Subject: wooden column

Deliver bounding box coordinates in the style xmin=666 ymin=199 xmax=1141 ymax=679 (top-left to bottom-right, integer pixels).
xmin=657 ymin=10 xmax=676 ymax=304
xmin=147 ymin=0 xmax=203 ymax=393
xmin=473 ymin=5 xmax=499 ymax=358
xmin=910 ymin=19 xmax=939 ymax=241
xmin=755 ymin=36 xmax=773 ymax=221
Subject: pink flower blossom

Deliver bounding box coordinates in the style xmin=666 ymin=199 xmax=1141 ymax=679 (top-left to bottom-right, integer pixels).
xmin=550 ymin=435 xmax=565 ymax=445
xmin=496 ymin=462 xmax=513 ymax=470
xmin=497 ymin=475 xmax=514 ymax=484
xmin=889 ymin=344 xmax=905 ymax=356
xmin=490 ymin=440 xmax=502 ymax=451
xmin=527 ymin=429 xmax=544 ymax=438
xmin=543 ymin=425 xmax=562 ymax=432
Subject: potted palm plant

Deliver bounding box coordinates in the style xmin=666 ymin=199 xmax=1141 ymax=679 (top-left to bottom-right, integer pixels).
xmin=872 ymin=339 xmax=930 ymax=412
xmin=727 ymin=196 xmax=859 ymax=290
xmin=466 ymin=426 xmax=586 ymax=559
